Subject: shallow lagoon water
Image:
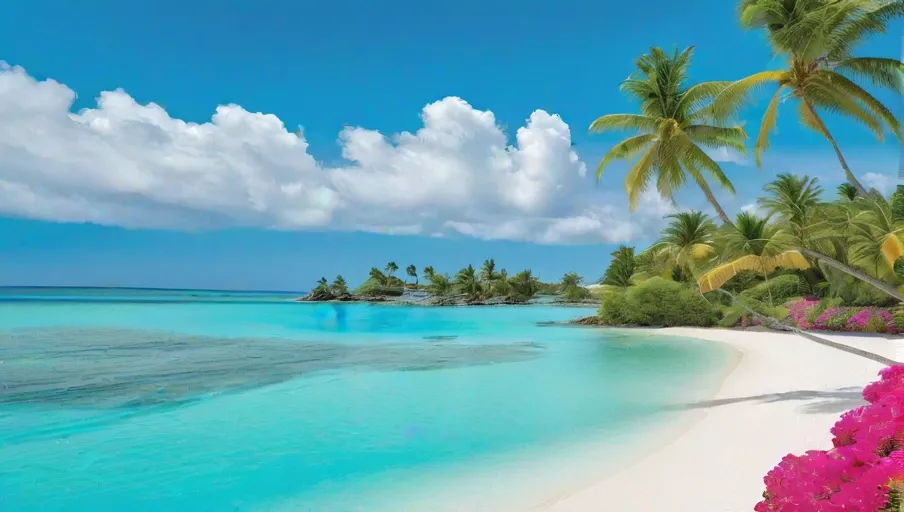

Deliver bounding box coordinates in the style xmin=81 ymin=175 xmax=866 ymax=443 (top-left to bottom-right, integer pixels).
xmin=0 ymin=289 xmax=734 ymax=511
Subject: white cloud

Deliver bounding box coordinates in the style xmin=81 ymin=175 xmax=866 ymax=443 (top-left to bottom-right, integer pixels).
xmin=741 ymin=202 xmax=769 ymax=218
xmin=0 ymin=62 xmax=672 ymax=245
xmin=707 ymin=147 xmax=749 ymax=165
xmin=862 ymin=172 xmax=897 ymax=196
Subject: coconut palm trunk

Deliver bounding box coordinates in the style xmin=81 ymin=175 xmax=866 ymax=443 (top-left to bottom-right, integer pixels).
xmin=800 ymin=248 xmax=904 ymax=301
xmin=696 ymin=177 xmax=734 ymax=227
xmin=801 ymin=98 xmax=870 ymax=197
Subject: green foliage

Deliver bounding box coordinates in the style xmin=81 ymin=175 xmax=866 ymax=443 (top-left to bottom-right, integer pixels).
xmin=825 ymin=310 xmax=856 ymax=330
xmin=891 ymin=185 xmax=904 ymax=222
xmin=808 ymin=297 xmax=843 ymax=324
xmin=598 ymin=278 xmax=717 ymax=327
xmin=509 ymin=269 xmax=541 ymax=302
xmin=599 ymin=291 xmax=632 ymax=325
xmin=864 ymin=314 xmax=889 ymax=334
xmin=738 ymin=274 xmax=805 ymax=304
xmin=894 ymin=304 xmax=904 ymax=331
xmin=330 ymin=275 xmax=349 ymax=295
xmin=601 ymin=246 xmax=637 ymax=288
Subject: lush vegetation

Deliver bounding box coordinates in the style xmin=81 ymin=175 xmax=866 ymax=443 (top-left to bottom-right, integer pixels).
xmin=591 ymin=0 xmax=904 ymax=335
xmin=757 ymin=365 xmax=904 ymax=510
xmin=307 ymin=258 xmax=592 ymax=304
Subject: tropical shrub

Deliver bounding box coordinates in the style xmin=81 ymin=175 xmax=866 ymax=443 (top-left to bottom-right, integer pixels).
xmin=895 ymin=305 xmax=904 ymax=332
xmin=599 ymin=291 xmax=631 ymax=325
xmin=739 ymin=274 xmax=805 ymax=305
xmin=598 ymin=278 xmax=717 ymax=327
xmin=756 ymin=366 xmax=904 ymax=511
xmin=787 ymin=297 xmax=820 ymax=330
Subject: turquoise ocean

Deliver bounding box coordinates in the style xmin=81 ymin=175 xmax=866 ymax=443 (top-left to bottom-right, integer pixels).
xmin=0 ymin=288 xmax=735 ymax=511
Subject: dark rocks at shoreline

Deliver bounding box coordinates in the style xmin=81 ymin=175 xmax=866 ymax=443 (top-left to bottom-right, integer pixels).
xmin=572 ymin=315 xmax=601 ymax=325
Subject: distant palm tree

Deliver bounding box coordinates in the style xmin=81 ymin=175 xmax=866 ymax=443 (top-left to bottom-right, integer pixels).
xmin=712 ymin=0 xmax=904 ymax=196
xmin=697 ymin=212 xmax=810 ymax=305
xmin=651 ymin=211 xmax=718 ymax=277
xmin=495 ymin=269 xmax=511 ymax=296
xmin=425 ymin=272 xmax=454 ymax=297
xmin=509 ymin=269 xmax=540 ymax=301
xmin=369 ymin=267 xmax=388 ymax=286
xmin=454 ymin=264 xmax=482 ymax=301
xmin=838 ymin=183 xmax=859 ymax=202
xmin=480 ymin=259 xmax=498 ymax=283
xmin=423 ymin=266 xmax=436 ymax=280
xmin=314 ymin=277 xmax=330 ymax=293
xmin=405 ymin=264 xmax=418 ymax=286
xmin=759 ymin=173 xmax=825 ymax=249
xmin=330 ymin=275 xmax=349 ymax=295
xmin=590 ymin=46 xmax=745 ymax=225
xmin=561 ymin=272 xmax=583 ymax=288
xmin=601 ymin=246 xmax=638 ymax=288
xmin=385 ymin=261 xmax=399 ymax=279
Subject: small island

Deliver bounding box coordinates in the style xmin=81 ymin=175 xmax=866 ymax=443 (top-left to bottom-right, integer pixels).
xmin=296 ymin=259 xmax=598 ymax=306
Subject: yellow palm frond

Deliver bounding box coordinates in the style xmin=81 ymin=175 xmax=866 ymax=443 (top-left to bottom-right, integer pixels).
xmin=682 ymin=142 xmax=735 ymax=194
xmin=835 ymin=57 xmax=904 ymax=93
xmin=754 ymin=86 xmax=784 ymax=168
xmin=762 ymin=251 xmax=811 ymax=273
xmin=880 ymin=234 xmax=904 ymax=266
xmin=804 ymin=77 xmax=885 ymax=141
xmin=589 ymin=114 xmax=659 ymax=134
xmin=625 ymin=145 xmax=659 ymax=210
xmin=696 ymin=251 xmax=809 ymax=294
xmin=708 ymin=71 xmax=789 ymax=122
xmin=684 ymin=125 xmax=748 ymax=154
xmin=815 ymin=70 xmax=902 ymax=140
xmin=596 ymin=134 xmax=657 ymax=182
xmin=690 ymin=243 xmax=715 ymax=259
xmin=697 ymin=255 xmax=765 ymax=294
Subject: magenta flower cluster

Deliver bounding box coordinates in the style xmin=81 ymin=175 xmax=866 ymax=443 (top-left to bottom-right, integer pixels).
xmin=787 ymin=297 xmax=820 ymax=330
xmin=785 ymin=299 xmax=899 ymax=334
xmin=756 ymin=365 xmax=904 ymax=511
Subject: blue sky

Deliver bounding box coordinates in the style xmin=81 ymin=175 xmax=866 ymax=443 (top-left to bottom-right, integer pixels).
xmin=0 ymin=0 xmax=901 ymax=291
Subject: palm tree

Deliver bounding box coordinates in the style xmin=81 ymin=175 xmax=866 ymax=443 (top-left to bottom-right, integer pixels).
xmin=601 ymin=246 xmax=638 ymax=288
xmin=590 ymin=46 xmax=746 ymax=225
xmin=562 ymin=272 xmax=583 ymax=288
xmin=314 ymin=277 xmax=330 ymax=293
xmin=650 ymin=211 xmax=718 ymax=277
xmin=454 ymin=264 xmax=482 ymax=301
xmin=697 ymin=212 xmax=810 ymax=305
xmin=846 ymin=197 xmax=904 ymax=280
xmin=712 ymin=0 xmax=904 ymax=196
xmin=331 ymin=275 xmax=349 ymax=295
xmin=479 ymin=259 xmax=498 ymax=284
xmin=406 ymin=264 xmax=418 ymax=286
xmin=385 ymin=261 xmax=399 ymax=279
xmin=758 ymin=173 xmax=825 ymax=245
xmin=368 ymin=267 xmax=388 ymax=286
xmin=838 ymin=183 xmax=859 ymax=202
xmin=509 ymin=269 xmax=540 ymax=301
xmin=561 ymin=272 xmax=590 ymax=300
xmin=425 ymin=272 xmax=454 ymax=297
xmin=423 ymin=266 xmax=436 ymax=281
xmin=495 ymin=269 xmax=511 ymax=296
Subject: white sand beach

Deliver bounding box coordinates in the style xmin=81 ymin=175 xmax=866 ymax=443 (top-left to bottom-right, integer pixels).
xmin=541 ymin=327 xmax=899 ymax=512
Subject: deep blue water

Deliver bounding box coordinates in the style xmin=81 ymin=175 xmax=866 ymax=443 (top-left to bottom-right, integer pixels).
xmin=0 ymin=288 xmax=733 ymax=511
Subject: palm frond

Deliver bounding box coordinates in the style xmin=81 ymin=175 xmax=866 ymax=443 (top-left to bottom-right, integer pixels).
xmin=596 ymin=134 xmax=657 ymax=182
xmin=589 ymin=114 xmax=659 ymax=134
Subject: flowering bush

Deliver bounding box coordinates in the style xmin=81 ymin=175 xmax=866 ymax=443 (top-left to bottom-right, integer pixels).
xmin=788 ymin=297 xmax=820 ymax=330
xmin=786 ymin=299 xmax=900 ymax=334
xmin=756 ymin=365 xmax=904 ymax=511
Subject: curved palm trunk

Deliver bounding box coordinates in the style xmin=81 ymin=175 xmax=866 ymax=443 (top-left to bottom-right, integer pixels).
xmin=802 ymin=98 xmax=870 ymax=197
xmin=800 ymin=248 xmax=904 ymax=301
xmin=717 ymin=289 xmax=895 ymax=366
xmin=696 ymin=178 xmax=735 ymax=227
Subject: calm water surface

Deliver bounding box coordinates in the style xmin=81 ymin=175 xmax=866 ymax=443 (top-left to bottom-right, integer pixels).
xmin=0 ymin=288 xmax=733 ymax=511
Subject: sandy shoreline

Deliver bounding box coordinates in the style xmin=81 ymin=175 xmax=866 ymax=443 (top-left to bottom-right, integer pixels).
xmin=540 ymin=327 xmax=896 ymax=512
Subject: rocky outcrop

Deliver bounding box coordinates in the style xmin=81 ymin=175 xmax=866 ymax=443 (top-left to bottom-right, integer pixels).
xmin=571 ymin=315 xmax=601 ymax=326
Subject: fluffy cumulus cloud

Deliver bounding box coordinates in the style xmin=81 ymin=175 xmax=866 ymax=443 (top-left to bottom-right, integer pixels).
xmin=861 ymin=172 xmax=897 ymax=196
xmin=0 ymin=62 xmax=671 ymax=244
